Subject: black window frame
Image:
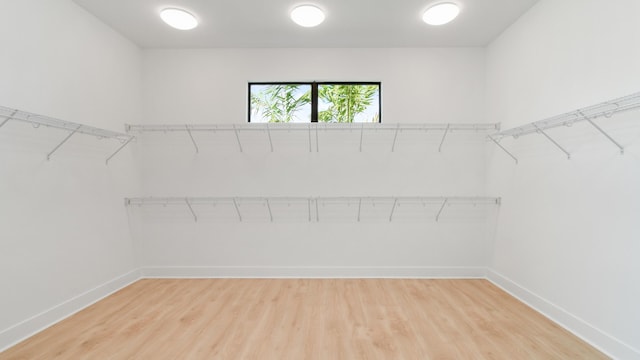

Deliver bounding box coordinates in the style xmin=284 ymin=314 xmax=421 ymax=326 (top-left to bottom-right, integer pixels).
xmin=248 ymin=81 xmax=382 ymax=123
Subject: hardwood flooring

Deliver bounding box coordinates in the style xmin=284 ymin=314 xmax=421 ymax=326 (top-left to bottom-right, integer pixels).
xmin=0 ymin=279 xmax=607 ymax=359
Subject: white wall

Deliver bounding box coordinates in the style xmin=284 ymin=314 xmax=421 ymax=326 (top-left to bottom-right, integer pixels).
xmin=485 ymin=0 xmax=640 ymax=358
xmin=0 ymin=0 xmax=142 ymax=350
xmin=142 ymin=48 xmax=486 ymax=125
xmin=135 ymin=48 xmax=496 ymax=276
xmin=6 ymin=0 xmax=636 ymax=356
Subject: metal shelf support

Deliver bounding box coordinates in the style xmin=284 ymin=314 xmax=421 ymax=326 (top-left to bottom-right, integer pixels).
xmin=534 ymin=124 xmax=571 ymax=159
xmin=578 ymin=110 xmax=625 ymax=154
xmin=47 ymin=125 xmax=81 ymax=161
xmin=232 ymin=198 xmax=243 ymax=222
xmin=0 ymin=110 xmax=17 ymax=128
xmin=106 ymin=136 xmax=135 ymax=165
xmin=391 ymin=124 xmax=400 ymax=152
xmin=438 ymin=124 xmax=450 ymax=153
xmin=266 ymin=124 xmax=274 ymax=152
xmin=435 ymin=198 xmax=448 ymax=222
xmin=265 ymin=198 xmax=273 ymax=222
xmin=233 ymin=125 xmax=243 ymax=152
xmin=488 ymin=135 xmax=518 ymax=164
xmin=185 ymin=125 xmax=199 ymax=154
xmin=389 ymin=198 xmax=398 ymax=222
xmin=185 ymin=198 xmax=198 ymax=222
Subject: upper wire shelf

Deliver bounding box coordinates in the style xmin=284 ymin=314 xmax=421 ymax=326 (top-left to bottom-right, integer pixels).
xmin=125 ymin=196 xmax=501 ymax=223
xmin=489 ymin=92 xmax=640 ymax=163
xmin=126 ymin=123 xmax=499 ymax=132
xmin=126 ymin=122 xmax=500 ymax=153
xmin=0 ymin=106 xmax=135 ymax=164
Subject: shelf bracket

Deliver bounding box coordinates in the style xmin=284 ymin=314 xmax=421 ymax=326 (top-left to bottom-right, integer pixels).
xmin=185 ymin=125 xmax=199 ymax=154
xmin=308 ymin=198 xmax=311 ymax=222
xmin=435 ymin=198 xmax=448 ymax=222
xmin=389 ymin=198 xmax=398 ymax=222
xmin=265 ymin=198 xmax=273 ymax=222
xmin=577 ymin=110 xmax=625 ymax=154
xmin=315 ymin=198 xmax=320 ymax=222
xmin=533 ymin=124 xmax=571 ymax=159
xmin=106 ymin=136 xmax=135 ymax=165
xmin=359 ymin=123 xmax=364 ymax=152
xmin=233 ymin=125 xmax=244 ymax=152
xmin=391 ymin=124 xmax=400 ymax=152
xmin=438 ymin=124 xmax=450 ymax=152
xmin=266 ymin=123 xmax=274 ymax=152
xmin=232 ymin=198 xmax=243 ymax=222
xmin=0 ymin=110 xmax=18 ymax=128
xmin=357 ymin=197 xmax=362 ymax=222
xmin=488 ymin=135 xmax=519 ymax=164
xmin=315 ymin=123 xmax=319 ymax=152
xmin=185 ymin=198 xmax=198 ymax=222
xmin=47 ymin=124 xmax=82 ymax=161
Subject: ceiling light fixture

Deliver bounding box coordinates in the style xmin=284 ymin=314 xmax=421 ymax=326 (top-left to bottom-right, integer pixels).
xmin=422 ymin=3 xmax=460 ymax=26
xmin=160 ymin=8 xmax=198 ymax=30
xmin=290 ymin=5 xmax=325 ymax=27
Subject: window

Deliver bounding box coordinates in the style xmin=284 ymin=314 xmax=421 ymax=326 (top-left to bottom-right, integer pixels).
xmin=249 ymin=82 xmax=381 ymax=123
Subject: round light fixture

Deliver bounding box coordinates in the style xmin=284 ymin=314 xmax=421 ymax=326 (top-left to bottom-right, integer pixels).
xmin=160 ymin=8 xmax=198 ymax=30
xmin=422 ymin=3 xmax=460 ymax=26
xmin=290 ymin=5 xmax=325 ymax=27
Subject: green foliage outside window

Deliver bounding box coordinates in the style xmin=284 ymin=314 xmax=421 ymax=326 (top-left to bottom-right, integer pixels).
xmin=250 ymin=84 xmax=311 ymax=123
xmin=250 ymin=83 xmax=380 ymax=123
xmin=318 ymin=85 xmax=378 ymax=123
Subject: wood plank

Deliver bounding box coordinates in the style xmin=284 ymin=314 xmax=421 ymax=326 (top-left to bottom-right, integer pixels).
xmin=0 ymin=279 xmax=608 ymax=359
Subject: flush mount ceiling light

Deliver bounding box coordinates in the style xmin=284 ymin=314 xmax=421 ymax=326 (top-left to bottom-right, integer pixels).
xmin=160 ymin=8 xmax=198 ymax=30
xmin=422 ymin=3 xmax=460 ymax=26
xmin=290 ymin=5 xmax=325 ymax=27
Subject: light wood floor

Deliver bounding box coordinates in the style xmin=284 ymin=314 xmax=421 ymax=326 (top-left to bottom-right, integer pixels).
xmin=1 ymin=279 xmax=607 ymax=359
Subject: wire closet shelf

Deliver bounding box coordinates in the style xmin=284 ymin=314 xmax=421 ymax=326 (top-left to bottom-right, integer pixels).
xmin=0 ymin=106 xmax=135 ymax=164
xmin=125 ymin=196 xmax=501 ymax=223
xmin=125 ymin=122 xmax=500 ymax=153
xmin=488 ymin=91 xmax=640 ymax=163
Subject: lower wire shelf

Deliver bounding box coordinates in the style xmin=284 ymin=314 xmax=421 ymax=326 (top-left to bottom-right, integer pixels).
xmin=125 ymin=196 xmax=501 ymax=223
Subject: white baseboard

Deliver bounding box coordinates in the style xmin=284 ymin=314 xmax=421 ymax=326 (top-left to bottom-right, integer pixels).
xmin=140 ymin=266 xmax=487 ymax=279
xmin=0 ymin=269 xmax=141 ymax=352
xmin=487 ymin=269 xmax=640 ymax=360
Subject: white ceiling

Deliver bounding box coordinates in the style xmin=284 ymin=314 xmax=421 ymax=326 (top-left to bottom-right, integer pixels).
xmin=73 ymin=0 xmax=539 ymax=48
